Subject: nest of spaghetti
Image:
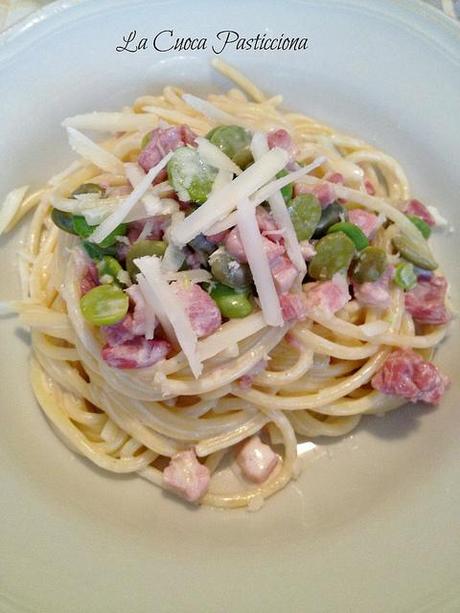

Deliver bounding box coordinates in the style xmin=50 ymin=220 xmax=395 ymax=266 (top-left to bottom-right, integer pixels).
xmin=4 ymin=60 xmax=450 ymax=509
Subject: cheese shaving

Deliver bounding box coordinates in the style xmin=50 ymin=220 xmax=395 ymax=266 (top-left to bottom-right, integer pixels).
xmin=66 ymin=127 xmax=125 ymax=175
xmin=88 ymin=152 xmax=173 ymax=244
xmin=0 ymin=185 xmax=28 ymax=235
xmin=196 ymin=137 xmax=242 ymax=176
xmin=251 ymin=132 xmax=306 ymax=275
xmin=204 ymin=157 xmax=326 ymax=236
xmin=63 ymin=112 xmax=158 ymax=133
xmin=125 ymin=162 xmax=163 ymax=215
xmin=135 ymin=256 xmax=202 ymax=377
xmin=171 ymin=148 xmax=289 ymax=245
xmin=210 ymin=169 xmax=234 ymax=196
xmin=236 ymin=198 xmax=283 ymax=327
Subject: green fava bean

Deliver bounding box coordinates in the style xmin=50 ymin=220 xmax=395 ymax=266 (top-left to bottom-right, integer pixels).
xmin=392 ymin=234 xmax=437 ymax=271
xmin=309 ymin=232 xmax=355 ymax=280
xmin=71 ymin=183 xmax=105 ymax=198
xmin=126 ymin=240 xmax=168 ymax=280
xmin=352 ymin=246 xmax=387 ymax=284
xmin=72 ymin=216 xmax=127 ymax=248
xmin=327 ymin=221 xmax=369 ymax=250
xmin=207 ymin=125 xmax=251 ymax=161
xmin=96 ymin=256 xmax=124 ymax=284
xmin=80 ymin=284 xmax=129 ymax=326
xmin=394 ymin=262 xmax=417 ymax=290
xmin=406 ymin=215 xmax=431 ymax=239
xmin=167 ymin=147 xmax=217 ymax=204
xmin=82 ymin=241 xmax=117 ymax=260
xmin=51 ymin=208 xmax=78 ymax=235
xmin=312 ymin=202 xmax=348 ymax=239
xmin=210 ymin=252 xmax=253 ymax=289
xmin=287 ymin=194 xmax=321 ymax=241
xmin=211 ymin=284 xmax=253 ymax=319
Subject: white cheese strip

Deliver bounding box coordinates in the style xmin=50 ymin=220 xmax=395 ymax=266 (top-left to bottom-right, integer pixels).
xmin=66 ymin=127 xmax=125 ymax=175
xmin=251 ymin=132 xmax=305 ymax=274
xmin=210 ymin=168 xmax=233 ymax=196
xmin=196 ymin=137 xmax=242 ymax=175
xmin=125 ymin=162 xmax=163 ymax=215
xmin=88 ymin=152 xmax=173 ymax=244
xmin=182 ymin=93 xmax=246 ymax=126
xmin=63 ymin=112 xmax=158 ymax=133
xmin=135 ymin=257 xmax=202 ymax=378
xmin=162 ymin=211 xmax=186 ymax=272
xmin=236 ymin=197 xmax=283 ymax=327
xmin=171 ymin=148 xmax=288 ymax=245
xmin=137 ymin=274 xmax=176 ymax=343
xmin=0 ymin=185 xmax=28 ymax=234
xmin=204 ymin=157 xmax=326 ymax=236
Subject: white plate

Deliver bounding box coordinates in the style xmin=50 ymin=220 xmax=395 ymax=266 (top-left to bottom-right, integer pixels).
xmin=0 ymin=1 xmax=459 ymax=611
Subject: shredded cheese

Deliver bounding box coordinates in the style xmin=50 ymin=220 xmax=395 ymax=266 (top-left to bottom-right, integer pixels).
xmin=251 ymin=132 xmax=305 ymax=275
xmin=135 ymin=257 xmax=202 ymax=377
xmin=204 ymin=157 xmax=326 ymax=236
xmin=63 ymin=112 xmax=158 ymax=133
xmin=0 ymin=185 xmax=29 ymax=235
xmin=196 ymin=137 xmax=242 ymax=176
xmin=125 ymin=162 xmax=163 ymax=215
xmin=171 ymin=148 xmax=289 ymax=246
xmin=88 ymin=152 xmax=173 ymax=244
xmin=66 ymin=127 xmax=125 ymax=175
xmin=236 ymin=198 xmax=283 ymax=327
xmin=210 ymin=169 xmax=233 ymax=196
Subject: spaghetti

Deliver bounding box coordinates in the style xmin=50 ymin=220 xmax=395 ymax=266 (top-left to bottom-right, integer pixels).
xmin=1 ymin=59 xmax=451 ymax=509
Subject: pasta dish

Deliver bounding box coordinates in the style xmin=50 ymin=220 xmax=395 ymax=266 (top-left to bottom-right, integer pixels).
xmin=0 ymin=60 xmax=451 ymax=510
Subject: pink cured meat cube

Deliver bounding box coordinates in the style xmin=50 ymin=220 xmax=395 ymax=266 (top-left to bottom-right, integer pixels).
xmin=405 ymin=276 xmax=449 ymax=325
xmin=163 ymin=449 xmax=210 ymax=503
xmin=101 ymin=337 xmax=170 ymax=369
xmin=171 ymin=282 xmax=221 ymax=338
xmin=138 ymin=125 xmax=197 ymax=172
xmin=371 ymin=348 xmax=449 ymax=404
xmin=236 ymin=436 xmax=278 ymax=483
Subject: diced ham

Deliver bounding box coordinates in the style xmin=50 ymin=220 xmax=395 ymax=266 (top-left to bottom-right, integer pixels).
xmin=348 ymin=208 xmax=381 ymax=238
xmin=102 ymin=314 xmax=136 ymax=346
xmin=364 ymin=179 xmax=376 ymax=195
xmin=138 ymin=125 xmax=197 ymax=172
xmin=80 ymin=260 xmax=99 ymax=296
xmin=267 ymin=128 xmax=296 ymax=160
xmin=299 ymin=240 xmax=316 ymax=261
xmin=171 ymin=282 xmax=221 ymax=338
xmin=280 ymin=292 xmax=308 ymax=321
xmin=127 ymin=215 xmax=169 ymax=243
xmin=294 ymin=181 xmax=336 ymax=207
xmin=236 ymin=436 xmax=278 ymax=483
xmin=327 ymin=172 xmax=344 ymax=184
xmin=405 ymin=276 xmax=450 ymax=325
xmin=163 ymin=449 xmax=210 ymax=503
xmin=255 ymin=207 xmax=280 ymax=241
xmin=101 ymin=337 xmax=170 ymax=369
xmin=225 ymin=227 xmax=284 ymax=264
xmin=270 ymin=256 xmax=298 ymax=293
xmin=206 ymin=230 xmax=228 ymax=244
xmin=404 ymin=199 xmax=435 ymax=227
xmin=371 ymin=348 xmax=449 ymax=404
xmin=353 ymin=266 xmax=393 ymax=310
xmin=303 ymin=273 xmax=351 ymax=318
